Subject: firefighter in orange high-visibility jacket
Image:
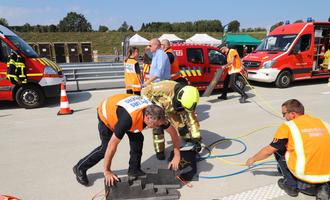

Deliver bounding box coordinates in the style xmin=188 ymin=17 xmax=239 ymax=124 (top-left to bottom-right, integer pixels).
xmin=246 ymin=99 xmax=330 ymax=199
xmin=142 ymin=80 xmax=201 ymax=160
xmin=124 ymin=47 xmax=142 ymax=95
xmin=6 ymin=51 xmax=27 ymax=85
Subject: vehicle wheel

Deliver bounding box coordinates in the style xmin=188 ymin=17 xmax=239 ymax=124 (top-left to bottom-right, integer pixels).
xmin=235 ymin=75 xmax=246 ymax=91
xmin=275 ymin=70 xmax=292 ymax=88
xmin=15 ymin=85 xmax=45 ymax=109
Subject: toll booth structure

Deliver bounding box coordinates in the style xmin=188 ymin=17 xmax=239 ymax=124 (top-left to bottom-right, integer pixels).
xmin=67 ymin=42 xmax=80 ymax=63
xmin=38 ymin=42 xmax=53 ymax=60
xmin=80 ymin=42 xmax=93 ymax=62
xmin=53 ymin=42 xmax=67 ymax=64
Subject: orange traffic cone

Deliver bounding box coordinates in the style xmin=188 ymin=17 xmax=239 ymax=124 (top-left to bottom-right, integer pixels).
xmin=57 ymin=83 xmax=73 ymax=115
xmin=0 ymin=195 xmax=20 ymax=200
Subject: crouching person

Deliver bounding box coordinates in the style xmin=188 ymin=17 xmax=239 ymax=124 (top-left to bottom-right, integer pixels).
xmin=246 ymin=99 xmax=330 ymax=199
xmin=73 ymin=94 xmax=180 ymax=186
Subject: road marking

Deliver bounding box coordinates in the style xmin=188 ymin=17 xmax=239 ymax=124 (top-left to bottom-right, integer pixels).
xmin=321 ymin=91 xmax=330 ymax=95
xmin=220 ymin=183 xmax=285 ymax=200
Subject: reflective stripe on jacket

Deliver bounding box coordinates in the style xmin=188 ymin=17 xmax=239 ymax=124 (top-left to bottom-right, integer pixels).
xmin=284 ymin=115 xmax=330 ymax=183
xmin=124 ymin=58 xmax=141 ymax=92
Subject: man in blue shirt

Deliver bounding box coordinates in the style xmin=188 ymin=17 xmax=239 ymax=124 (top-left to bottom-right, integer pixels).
xmin=143 ymin=38 xmax=170 ymax=86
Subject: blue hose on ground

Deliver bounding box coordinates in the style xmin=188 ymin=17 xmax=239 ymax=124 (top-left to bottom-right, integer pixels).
xmin=198 ymin=161 xmax=277 ymax=179
xmin=198 ymin=138 xmax=247 ymax=161
xmin=197 ymin=138 xmax=277 ymax=179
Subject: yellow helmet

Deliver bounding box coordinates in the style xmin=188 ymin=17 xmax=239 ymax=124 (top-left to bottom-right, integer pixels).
xmin=177 ymin=85 xmax=199 ymax=111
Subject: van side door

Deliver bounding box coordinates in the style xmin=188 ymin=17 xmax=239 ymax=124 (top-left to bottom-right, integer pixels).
xmin=290 ymin=34 xmax=313 ymax=79
xmin=182 ymin=48 xmax=207 ymax=88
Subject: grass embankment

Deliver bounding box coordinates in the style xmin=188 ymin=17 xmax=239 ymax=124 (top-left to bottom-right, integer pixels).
xmin=19 ymin=32 xmax=266 ymax=55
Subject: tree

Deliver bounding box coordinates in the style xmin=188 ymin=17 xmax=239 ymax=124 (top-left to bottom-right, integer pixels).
xmin=118 ymin=21 xmax=129 ymax=32
xmin=227 ymin=20 xmax=240 ymax=32
xmin=58 ymin=12 xmax=92 ymax=32
xmin=128 ymin=25 xmax=134 ymax=32
xmin=49 ymin=24 xmax=57 ymax=32
xmin=140 ymin=23 xmax=146 ymax=31
xmin=0 ymin=18 xmax=9 ymax=26
xmin=98 ymin=25 xmax=109 ymax=32
xmin=270 ymin=21 xmax=284 ymax=32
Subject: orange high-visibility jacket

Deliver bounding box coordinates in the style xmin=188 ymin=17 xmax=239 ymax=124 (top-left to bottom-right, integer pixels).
xmin=227 ymin=49 xmax=242 ymax=75
xmin=142 ymin=63 xmax=151 ymax=83
xmin=97 ymin=94 xmax=150 ymax=133
xmin=274 ymin=115 xmax=330 ymax=183
xmin=124 ymin=58 xmax=141 ymax=92
xmin=165 ymin=48 xmax=181 ymax=81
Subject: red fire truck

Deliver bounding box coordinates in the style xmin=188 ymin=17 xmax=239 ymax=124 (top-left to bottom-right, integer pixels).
xmin=0 ymin=25 xmax=64 ymax=108
xmin=171 ymin=43 xmax=247 ymax=91
xmin=243 ymin=21 xmax=330 ymax=88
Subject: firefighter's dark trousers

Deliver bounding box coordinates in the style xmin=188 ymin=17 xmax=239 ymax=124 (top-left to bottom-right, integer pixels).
xmin=76 ymin=115 xmax=144 ymax=173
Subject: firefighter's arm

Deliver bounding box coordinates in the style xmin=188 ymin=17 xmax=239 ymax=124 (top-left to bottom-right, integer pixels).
xmin=225 ymin=55 xmax=235 ymax=69
xmin=185 ymin=111 xmax=200 ymax=138
xmin=143 ymin=76 xmax=157 ymax=87
xmin=104 ymin=135 xmax=120 ymax=186
xmin=165 ymin=124 xmax=181 ymax=170
xmin=245 ymin=145 xmax=277 ymax=167
xmin=170 ymin=71 xmax=181 ymax=78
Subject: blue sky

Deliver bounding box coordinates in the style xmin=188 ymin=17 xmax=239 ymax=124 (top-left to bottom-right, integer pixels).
xmin=1 ymin=0 xmax=329 ymax=30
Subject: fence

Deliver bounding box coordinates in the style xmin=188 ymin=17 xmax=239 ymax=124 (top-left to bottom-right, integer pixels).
xmin=60 ymin=62 xmax=125 ymax=91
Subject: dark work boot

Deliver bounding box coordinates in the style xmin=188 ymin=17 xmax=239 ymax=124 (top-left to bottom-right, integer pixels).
xmin=239 ymin=95 xmax=248 ymax=104
xmin=156 ymin=151 xmax=166 ymax=160
xmin=217 ymin=95 xmax=227 ymax=100
xmin=316 ymin=184 xmax=330 ymax=200
xmin=192 ymin=141 xmax=202 ymax=153
xmin=278 ymin=178 xmax=299 ymax=197
xmin=128 ymin=168 xmax=146 ymax=178
xmin=73 ymin=165 xmax=89 ymax=186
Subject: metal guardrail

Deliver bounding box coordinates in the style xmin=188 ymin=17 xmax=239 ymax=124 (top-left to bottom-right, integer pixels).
xmin=59 ymin=62 xmax=125 ymax=91
xmin=60 ymin=62 xmax=124 ymax=81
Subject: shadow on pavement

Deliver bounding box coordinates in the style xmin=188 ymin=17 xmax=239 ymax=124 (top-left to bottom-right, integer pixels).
xmin=196 ymin=104 xmax=210 ymax=122
xmin=44 ymin=91 xmax=92 ymax=108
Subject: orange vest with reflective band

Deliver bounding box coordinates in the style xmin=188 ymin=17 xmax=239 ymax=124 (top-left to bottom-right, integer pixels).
xmin=142 ymin=63 xmax=150 ymax=83
xmin=165 ymin=48 xmax=181 ymax=81
xmin=124 ymin=58 xmax=141 ymax=92
xmin=97 ymin=94 xmax=151 ymax=133
xmin=274 ymin=115 xmax=330 ymax=183
xmin=227 ymin=49 xmax=242 ymax=75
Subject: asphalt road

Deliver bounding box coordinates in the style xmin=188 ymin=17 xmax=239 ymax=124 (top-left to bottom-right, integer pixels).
xmin=0 ymin=79 xmax=329 ymax=200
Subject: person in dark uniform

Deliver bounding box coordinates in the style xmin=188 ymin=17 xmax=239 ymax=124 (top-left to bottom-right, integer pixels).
xmin=73 ymin=94 xmax=181 ymax=186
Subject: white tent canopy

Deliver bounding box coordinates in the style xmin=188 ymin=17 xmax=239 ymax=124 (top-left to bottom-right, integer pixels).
xmin=185 ymin=33 xmax=222 ymax=46
xmin=129 ymin=34 xmax=149 ymax=46
xmin=158 ymin=34 xmax=184 ymax=43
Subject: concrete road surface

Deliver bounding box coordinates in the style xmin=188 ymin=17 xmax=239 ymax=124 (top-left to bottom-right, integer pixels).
xmin=0 ymin=80 xmax=329 ymax=199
